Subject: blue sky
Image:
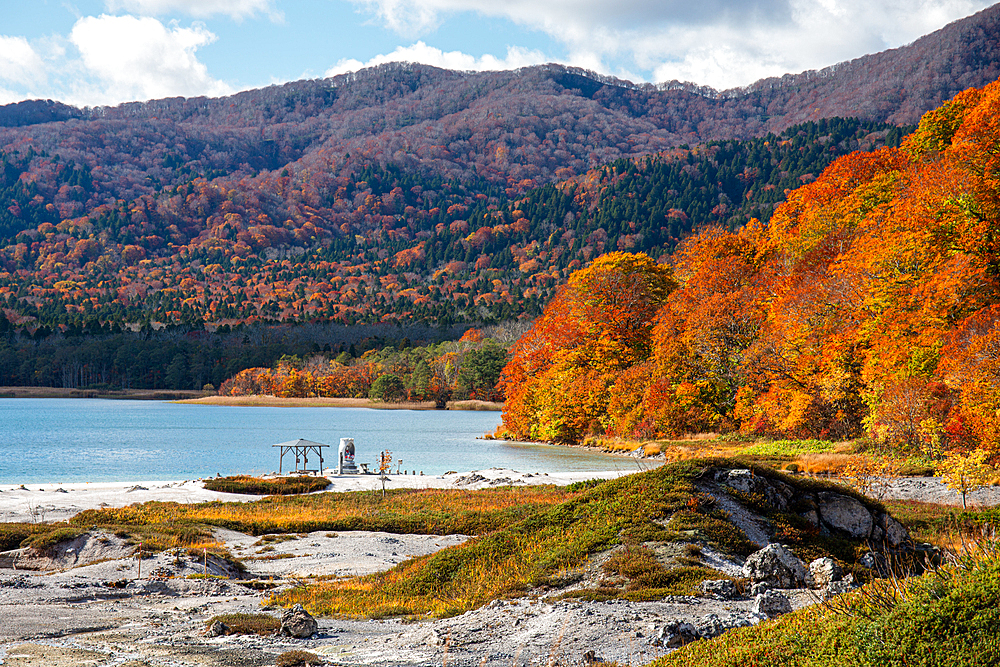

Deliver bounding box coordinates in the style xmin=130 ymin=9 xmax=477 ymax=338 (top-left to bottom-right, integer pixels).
xmin=0 ymin=0 xmax=994 ymax=107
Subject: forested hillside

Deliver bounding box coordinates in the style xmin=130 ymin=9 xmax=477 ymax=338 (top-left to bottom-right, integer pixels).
xmin=0 ymin=6 xmax=998 ymax=389
xmin=0 ymin=118 xmax=906 ymax=335
xmin=502 ymin=78 xmax=1000 ymax=454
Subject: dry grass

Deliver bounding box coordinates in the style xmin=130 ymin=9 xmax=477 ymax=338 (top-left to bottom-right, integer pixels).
xmin=446 ymin=400 xmax=504 ymax=411
xmin=206 ymin=613 xmax=280 ymax=635
xmin=70 ymin=486 xmax=579 ymax=541
xmin=175 ymin=395 xmax=438 ymax=409
xmin=270 ymin=459 xmax=875 ymax=619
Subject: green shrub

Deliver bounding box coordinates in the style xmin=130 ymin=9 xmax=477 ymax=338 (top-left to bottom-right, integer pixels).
xmin=0 ymin=523 xmax=52 ymax=551
xmin=652 ymin=543 xmax=1000 ymax=667
xmin=369 ymin=374 xmax=406 ymax=402
xmin=21 ymin=526 xmax=87 ymax=553
xmin=204 ymin=475 xmax=330 ymax=495
xmin=740 ymin=440 xmax=835 ymax=457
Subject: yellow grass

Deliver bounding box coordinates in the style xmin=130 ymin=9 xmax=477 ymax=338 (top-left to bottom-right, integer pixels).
xmin=70 ymin=486 xmax=579 ymax=542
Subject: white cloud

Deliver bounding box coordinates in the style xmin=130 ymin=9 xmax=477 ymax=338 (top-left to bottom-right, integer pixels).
xmin=104 ymin=0 xmax=282 ymax=21
xmin=0 ymin=36 xmax=47 ymax=88
xmin=68 ymin=15 xmax=232 ymax=105
xmin=347 ymin=0 xmax=996 ymax=88
xmin=325 ymin=41 xmax=547 ymax=77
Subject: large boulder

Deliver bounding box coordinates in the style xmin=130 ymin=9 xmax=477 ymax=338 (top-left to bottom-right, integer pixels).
xmin=280 ymin=604 xmax=318 ymax=638
xmin=817 ymin=493 xmax=873 ymax=538
xmin=742 ymin=544 xmax=809 ymax=589
xmin=751 ymin=590 xmax=793 ymax=619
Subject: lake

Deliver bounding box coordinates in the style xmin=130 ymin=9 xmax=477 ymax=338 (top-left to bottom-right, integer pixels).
xmin=0 ymin=399 xmax=637 ymax=483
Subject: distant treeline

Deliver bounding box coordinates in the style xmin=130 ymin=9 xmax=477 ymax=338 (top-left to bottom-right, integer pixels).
xmin=0 ymin=320 xmax=488 ymax=390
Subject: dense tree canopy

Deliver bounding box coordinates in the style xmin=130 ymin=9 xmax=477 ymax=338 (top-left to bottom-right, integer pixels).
xmin=501 ymin=78 xmax=1000 ymax=457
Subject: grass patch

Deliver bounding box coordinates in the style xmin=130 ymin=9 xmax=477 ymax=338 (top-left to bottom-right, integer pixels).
xmin=0 ymin=523 xmax=60 ymax=551
xmin=206 ymin=613 xmax=280 ymax=635
xmin=20 ymin=525 xmax=87 ymax=553
xmin=651 ymin=541 xmax=1000 ymax=667
xmin=268 ymin=458 xmax=880 ymax=619
xmin=739 ymin=440 xmax=836 ymax=458
xmin=70 ymin=485 xmax=578 ymax=537
xmin=203 ymin=475 xmax=331 ymax=495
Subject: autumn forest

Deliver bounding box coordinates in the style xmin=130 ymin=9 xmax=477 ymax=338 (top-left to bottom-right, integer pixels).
xmin=0 ymin=5 xmax=999 ymax=456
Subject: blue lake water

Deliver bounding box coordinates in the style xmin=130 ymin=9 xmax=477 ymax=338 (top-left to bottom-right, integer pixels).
xmin=0 ymin=399 xmax=636 ymax=483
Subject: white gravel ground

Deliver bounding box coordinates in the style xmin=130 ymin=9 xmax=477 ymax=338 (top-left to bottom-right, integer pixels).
xmin=0 ymin=467 xmax=994 ymax=667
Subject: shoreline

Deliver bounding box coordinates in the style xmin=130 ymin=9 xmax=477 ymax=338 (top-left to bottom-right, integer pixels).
xmin=0 ymin=386 xmax=211 ymax=400
xmin=174 ymin=395 xmax=504 ymax=410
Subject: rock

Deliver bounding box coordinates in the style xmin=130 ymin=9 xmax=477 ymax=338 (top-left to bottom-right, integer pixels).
xmin=808 ymin=557 xmax=843 ymax=589
xmin=205 ymin=620 xmax=228 ymax=637
xmin=655 ymin=620 xmax=699 ymax=648
xmin=693 ymin=613 xmax=755 ymax=638
xmin=751 ymin=590 xmax=792 ymax=619
xmin=700 ymin=579 xmax=738 ymax=600
xmin=882 ymin=516 xmax=909 ymax=547
xmin=719 ymin=469 xmax=756 ymax=494
xmin=280 ymin=604 xmax=318 ymax=638
xmin=801 ymin=510 xmax=819 ymax=526
xmin=742 ymin=544 xmax=809 ymax=589
xmin=750 ymin=581 xmax=773 ymax=596
xmin=716 ymin=469 xmax=790 ymax=509
xmin=858 ymin=551 xmax=889 ymax=576
xmin=581 ymin=650 xmax=605 ymax=665
xmin=817 ymin=493 xmax=873 ymax=538
xmin=823 ymin=573 xmax=857 ymax=599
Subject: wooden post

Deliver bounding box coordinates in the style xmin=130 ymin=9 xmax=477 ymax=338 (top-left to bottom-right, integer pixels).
xmin=137 ymin=542 xmax=142 ymax=580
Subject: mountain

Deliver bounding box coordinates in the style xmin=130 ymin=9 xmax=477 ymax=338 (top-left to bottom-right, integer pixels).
xmin=0 ymin=5 xmax=996 ymax=341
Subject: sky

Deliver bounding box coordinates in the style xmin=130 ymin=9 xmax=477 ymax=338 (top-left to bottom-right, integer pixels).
xmin=0 ymin=0 xmax=995 ymax=107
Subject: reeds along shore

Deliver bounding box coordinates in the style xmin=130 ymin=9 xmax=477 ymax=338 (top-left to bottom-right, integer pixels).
xmin=174 ymin=396 xmax=504 ymax=410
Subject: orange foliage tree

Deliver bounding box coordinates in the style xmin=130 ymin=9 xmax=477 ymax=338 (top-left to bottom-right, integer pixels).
xmin=500 ymin=252 xmax=675 ymax=443
xmin=501 ymin=77 xmax=1000 ymax=451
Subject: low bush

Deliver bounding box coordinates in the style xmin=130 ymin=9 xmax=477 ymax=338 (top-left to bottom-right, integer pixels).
xmin=205 ymin=613 xmax=280 ymax=635
xmin=276 ymin=650 xmax=323 ymax=667
xmin=652 ymin=539 xmax=1000 ymax=667
xmin=203 ymin=476 xmax=330 ymax=495
xmin=0 ymin=523 xmax=54 ymax=551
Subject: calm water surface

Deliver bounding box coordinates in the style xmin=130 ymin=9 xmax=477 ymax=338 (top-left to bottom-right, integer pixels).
xmin=0 ymin=399 xmax=636 ymax=483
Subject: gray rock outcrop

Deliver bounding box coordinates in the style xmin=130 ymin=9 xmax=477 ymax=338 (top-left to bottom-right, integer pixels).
xmin=751 ymin=590 xmax=792 ymax=618
xmin=699 ymin=579 xmax=738 ymax=600
xmin=742 ymin=544 xmax=809 ymax=589
xmin=712 ymin=467 xmax=913 ymax=550
xmin=280 ymin=604 xmax=318 ymax=638
xmin=653 ymin=614 xmax=755 ymax=647
xmin=816 ymin=493 xmax=872 ymax=537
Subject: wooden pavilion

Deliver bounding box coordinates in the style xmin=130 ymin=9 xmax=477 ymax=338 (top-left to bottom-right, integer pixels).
xmin=272 ymin=439 xmax=329 ymax=475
